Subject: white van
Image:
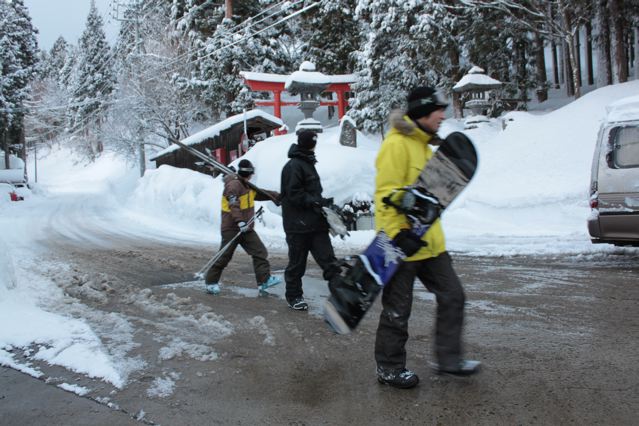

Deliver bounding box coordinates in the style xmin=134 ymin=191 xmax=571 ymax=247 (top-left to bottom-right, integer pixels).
xmin=588 ymin=95 xmax=639 ymax=246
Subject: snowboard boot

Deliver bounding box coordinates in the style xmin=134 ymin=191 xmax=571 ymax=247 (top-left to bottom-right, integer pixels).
xmin=287 ymin=297 xmax=308 ymax=311
xmin=376 ymin=367 xmax=419 ymax=389
xmin=433 ymin=360 xmax=481 ymax=377
xmin=205 ymin=283 xmax=221 ymax=295
xmin=258 ymin=275 xmax=282 ymax=293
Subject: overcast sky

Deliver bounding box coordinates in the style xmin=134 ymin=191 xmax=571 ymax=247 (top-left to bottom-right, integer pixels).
xmin=23 ymin=0 xmax=120 ymax=51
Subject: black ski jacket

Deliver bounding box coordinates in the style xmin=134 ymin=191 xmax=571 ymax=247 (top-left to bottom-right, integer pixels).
xmin=280 ymin=143 xmax=328 ymax=234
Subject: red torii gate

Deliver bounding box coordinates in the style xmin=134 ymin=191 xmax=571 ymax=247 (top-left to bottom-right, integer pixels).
xmin=240 ymin=71 xmax=355 ymax=133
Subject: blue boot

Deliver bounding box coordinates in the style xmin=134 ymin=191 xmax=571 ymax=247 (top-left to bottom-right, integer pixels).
xmin=206 ymin=283 xmax=221 ymax=295
xmin=258 ymin=275 xmax=281 ymax=292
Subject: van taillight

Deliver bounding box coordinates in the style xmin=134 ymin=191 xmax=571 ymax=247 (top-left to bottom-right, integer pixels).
xmin=590 ymin=198 xmax=598 ymax=209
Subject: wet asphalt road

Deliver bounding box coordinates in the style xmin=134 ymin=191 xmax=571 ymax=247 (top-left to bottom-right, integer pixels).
xmin=1 ymin=238 xmax=638 ymax=425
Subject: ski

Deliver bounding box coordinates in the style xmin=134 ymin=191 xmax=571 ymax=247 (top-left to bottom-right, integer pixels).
xmin=167 ymin=136 xmax=280 ymax=205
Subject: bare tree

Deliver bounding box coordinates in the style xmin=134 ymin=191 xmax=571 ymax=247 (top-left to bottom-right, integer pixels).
xmin=635 ymin=26 xmax=639 ymax=79
xmin=533 ymin=32 xmax=548 ymax=102
xmin=610 ymin=0 xmax=629 ymax=83
xmin=551 ymin=39 xmax=560 ymax=88
xmin=585 ymin=20 xmax=595 ymax=85
xmin=461 ymin=0 xmax=592 ymax=98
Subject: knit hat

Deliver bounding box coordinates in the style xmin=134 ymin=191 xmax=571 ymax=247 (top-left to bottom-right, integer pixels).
xmin=406 ymin=86 xmax=449 ymax=120
xmin=297 ymin=130 xmax=318 ymax=150
xmin=237 ymin=159 xmax=254 ymax=177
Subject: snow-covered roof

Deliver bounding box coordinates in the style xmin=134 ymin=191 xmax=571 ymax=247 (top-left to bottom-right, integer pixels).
xmin=240 ymin=71 xmax=356 ymax=86
xmin=0 ymin=151 xmax=25 ymax=170
xmin=0 ymin=169 xmax=25 ymax=184
xmin=326 ymin=74 xmax=357 ymax=84
xmin=285 ymin=70 xmax=331 ymax=90
xmin=151 ymin=110 xmax=284 ymax=159
xmin=605 ymin=95 xmax=639 ymax=123
xmin=240 ymin=71 xmax=289 ymax=83
xmin=453 ymin=67 xmax=502 ymax=92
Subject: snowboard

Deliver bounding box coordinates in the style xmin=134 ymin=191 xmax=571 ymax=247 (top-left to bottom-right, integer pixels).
xmin=323 ymin=132 xmax=478 ymax=334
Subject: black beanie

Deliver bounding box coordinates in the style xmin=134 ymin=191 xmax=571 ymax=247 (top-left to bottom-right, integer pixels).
xmin=237 ymin=159 xmax=254 ymax=177
xmin=406 ymin=86 xmax=448 ymax=120
xmin=297 ymin=130 xmax=318 ymax=150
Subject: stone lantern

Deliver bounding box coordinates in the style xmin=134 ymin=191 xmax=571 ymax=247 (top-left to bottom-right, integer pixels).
xmin=285 ymin=61 xmax=331 ymax=133
xmin=453 ymin=66 xmax=502 ymax=117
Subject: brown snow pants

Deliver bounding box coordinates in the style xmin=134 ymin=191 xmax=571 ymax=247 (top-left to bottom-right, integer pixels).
xmin=205 ymin=229 xmax=270 ymax=286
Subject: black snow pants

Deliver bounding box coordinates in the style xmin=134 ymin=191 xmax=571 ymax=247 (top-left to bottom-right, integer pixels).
xmin=375 ymin=252 xmax=466 ymax=371
xmin=284 ymin=231 xmax=339 ymax=302
xmin=205 ymin=229 xmax=270 ymax=286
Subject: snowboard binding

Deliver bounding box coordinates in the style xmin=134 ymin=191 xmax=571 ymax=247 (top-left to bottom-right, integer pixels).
xmin=382 ymin=186 xmax=442 ymax=227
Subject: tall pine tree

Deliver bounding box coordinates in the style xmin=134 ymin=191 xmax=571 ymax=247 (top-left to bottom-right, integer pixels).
xmin=301 ymin=0 xmax=360 ymax=74
xmin=0 ymin=0 xmax=38 ymax=167
xmin=349 ymin=1 xmax=446 ymax=134
xmin=67 ymin=0 xmax=115 ymax=159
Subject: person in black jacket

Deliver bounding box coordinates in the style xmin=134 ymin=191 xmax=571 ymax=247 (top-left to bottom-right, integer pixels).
xmin=280 ymin=130 xmax=339 ymax=310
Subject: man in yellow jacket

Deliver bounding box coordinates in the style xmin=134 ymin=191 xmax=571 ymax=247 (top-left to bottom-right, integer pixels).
xmin=374 ymin=87 xmax=480 ymax=389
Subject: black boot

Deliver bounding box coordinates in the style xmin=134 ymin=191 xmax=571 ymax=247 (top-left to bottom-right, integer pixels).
xmin=376 ymin=367 xmax=419 ymax=389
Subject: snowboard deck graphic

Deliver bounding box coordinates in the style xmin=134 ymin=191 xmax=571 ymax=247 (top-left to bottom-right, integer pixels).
xmin=324 ymin=132 xmax=478 ymax=334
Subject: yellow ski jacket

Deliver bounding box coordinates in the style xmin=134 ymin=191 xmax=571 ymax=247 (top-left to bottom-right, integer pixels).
xmin=374 ymin=112 xmax=446 ymax=261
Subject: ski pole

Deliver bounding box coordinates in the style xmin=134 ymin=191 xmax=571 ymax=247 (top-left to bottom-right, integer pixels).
xmin=194 ymin=207 xmax=264 ymax=279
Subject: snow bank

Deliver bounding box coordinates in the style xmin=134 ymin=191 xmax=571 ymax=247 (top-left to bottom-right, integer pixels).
xmin=121 ymin=82 xmax=639 ymax=255
xmin=442 ymin=81 xmax=639 ymax=253
xmin=0 ymin=265 xmax=125 ymax=387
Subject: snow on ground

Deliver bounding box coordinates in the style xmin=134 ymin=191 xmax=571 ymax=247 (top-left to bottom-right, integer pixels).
xmin=1 ymin=81 xmax=638 ymax=390
xmin=120 ymin=80 xmax=639 ymax=256
xmin=444 ymin=80 xmax=639 ymax=255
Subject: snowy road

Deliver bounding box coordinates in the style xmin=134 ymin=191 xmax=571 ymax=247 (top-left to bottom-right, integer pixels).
xmin=2 ymin=206 xmax=639 ymax=425
xmin=2 ymin=142 xmax=639 ymax=424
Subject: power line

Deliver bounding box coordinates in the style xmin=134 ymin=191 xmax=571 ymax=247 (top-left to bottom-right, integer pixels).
xmin=132 ymin=0 xmax=312 ymax=83
xmin=25 ymin=1 xmax=320 ymax=118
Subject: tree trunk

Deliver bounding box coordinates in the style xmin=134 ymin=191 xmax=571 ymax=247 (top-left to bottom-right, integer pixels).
xmin=559 ymin=41 xmax=565 ymax=85
xmin=610 ymin=0 xmax=628 ymax=83
xmin=551 ymin=40 xmax=560 ymax=88
xmin=558 ymin=0 xmax=579 ymax=97
xmin=515 ymin=38 xmax=528 ymax=103
xmin=534 ymin=32 xmax=548 ymax=102
xmin=225 ymin=0 xmax=233 ymax=19
xmin=563 ymin=40 xmax=575 ymax=96
xmin=586 ymin=21 xmax=595 ymax=85
xmin=448 ymin=47 xmax=463 ymax=118
xmin=636 ymin=26 xmax=639 ymax=79
xmin=596 ymin=0 xmax=613 ymax=86
xmin=20 ymin=125 xmax=27 ymax=183
xmin=628 ymin=26 xmax=634 ymax=71
xmin=575 ymin=26 xmax=582 ymax=87
xmin=3 ymin=130 xmax=9 ymax=170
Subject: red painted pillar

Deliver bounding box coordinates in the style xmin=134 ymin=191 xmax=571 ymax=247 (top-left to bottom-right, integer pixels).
xmin=273 ymin=90 xmax=286 ymax=135
xmin=337 ymin=90 xmax=346 ymax=119
xmin=273 ymin=90 xmax=282 ymax=119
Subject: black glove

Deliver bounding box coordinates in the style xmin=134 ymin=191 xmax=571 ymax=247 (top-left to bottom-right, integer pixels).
xmin=393 ymin=229 xmax=426 ymax=257
xmin=321 ymin=197 xmax=334 ymax=207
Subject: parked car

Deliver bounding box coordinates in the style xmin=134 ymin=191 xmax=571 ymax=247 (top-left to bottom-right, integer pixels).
xmin=0 ymin=183 xmax=24 ymax=202
xmin=588 ymin=95 xmax=639 ymax=246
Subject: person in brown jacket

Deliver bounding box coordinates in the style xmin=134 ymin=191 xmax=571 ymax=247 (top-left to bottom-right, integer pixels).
xmin=205 ymin=159 xmax=281 ymax=295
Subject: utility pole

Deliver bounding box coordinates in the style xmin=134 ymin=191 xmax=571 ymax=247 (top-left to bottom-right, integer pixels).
xmin=225 ymin=0 xmax=233 ymax=19
xmin=110 ymin=0 xmax=146 ymax=177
